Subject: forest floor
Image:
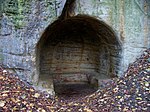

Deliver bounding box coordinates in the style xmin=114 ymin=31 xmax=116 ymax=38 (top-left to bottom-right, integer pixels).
xmin=0 ymin=48 xmax=150 ymax=112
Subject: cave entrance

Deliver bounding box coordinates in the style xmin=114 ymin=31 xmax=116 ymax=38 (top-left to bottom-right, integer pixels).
xmin=35 ymin=15 xmax=121 ymax=95
xmin=35 ymin=0 xmax=121 ymax=96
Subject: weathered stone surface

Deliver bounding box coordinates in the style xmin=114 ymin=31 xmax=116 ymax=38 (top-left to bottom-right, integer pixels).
xmin=0 ymin=0 xmax=149 ymax=93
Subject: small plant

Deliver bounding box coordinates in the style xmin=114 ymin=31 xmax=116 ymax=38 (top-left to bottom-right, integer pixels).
xmin=0 ymin=0 xmax=31 ymax=29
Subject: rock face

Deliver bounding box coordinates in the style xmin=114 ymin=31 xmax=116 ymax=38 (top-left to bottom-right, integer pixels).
xmin=0 ymin=0 xmax=150 ymax=94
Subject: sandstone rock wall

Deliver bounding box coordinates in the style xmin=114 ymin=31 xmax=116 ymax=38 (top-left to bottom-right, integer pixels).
xmin=0 ymin=0 xmax=149 ymax=83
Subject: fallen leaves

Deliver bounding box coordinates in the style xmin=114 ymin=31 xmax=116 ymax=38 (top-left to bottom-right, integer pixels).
xmin=0 ymin=48 xmax=149 ymax=111
xmin=83 ymin=107 xmax=93 ymax=112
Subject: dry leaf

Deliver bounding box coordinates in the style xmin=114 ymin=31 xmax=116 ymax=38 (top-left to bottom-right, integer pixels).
xmin=0 ymin=101 xmax=6 ymax=107
xmin=33 ymin=93 xmax=40 ymax=98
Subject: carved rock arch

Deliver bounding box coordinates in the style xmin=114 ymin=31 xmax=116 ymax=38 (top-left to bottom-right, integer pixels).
xmin=34 ymin=0 xmax=122 ymax=95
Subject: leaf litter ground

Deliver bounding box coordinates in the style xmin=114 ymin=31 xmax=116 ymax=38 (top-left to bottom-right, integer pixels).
xmin=0 ymin=48 xmax=149 ymax=112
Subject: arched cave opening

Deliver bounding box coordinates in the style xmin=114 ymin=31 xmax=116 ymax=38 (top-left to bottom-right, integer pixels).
xmin=35 ymin=15 xmax=121 ymax=96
